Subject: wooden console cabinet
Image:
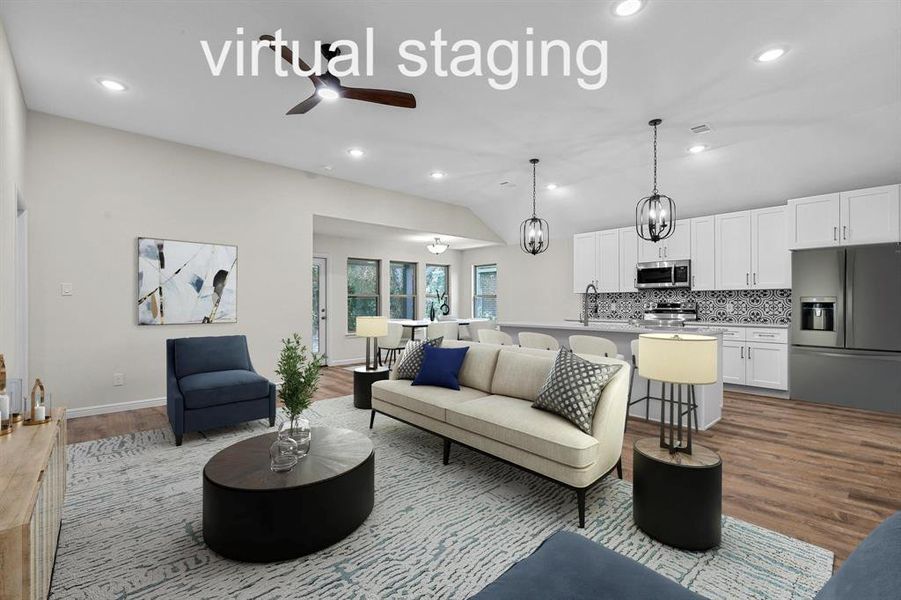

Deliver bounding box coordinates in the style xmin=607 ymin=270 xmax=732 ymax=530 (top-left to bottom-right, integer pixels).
xmin=0 ymin=409 xmax=67 ymax=600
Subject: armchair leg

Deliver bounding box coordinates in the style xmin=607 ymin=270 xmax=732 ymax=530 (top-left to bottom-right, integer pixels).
xmin=616 ymin=458 xmax=623 ymax=479
xmin=576 ymin=488 xmax=586 ymax=528
xmin=442 ymin=438 xmax=451 ymax=465
xmin=175 ymin=434 xmax=183 ymax=447
xmin=369 ymin=410 xmax=376 ymax=429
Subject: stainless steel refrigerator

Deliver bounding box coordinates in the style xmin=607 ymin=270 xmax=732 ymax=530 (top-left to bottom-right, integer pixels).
xmin=791 ymin=244 xmax=901 ymax=413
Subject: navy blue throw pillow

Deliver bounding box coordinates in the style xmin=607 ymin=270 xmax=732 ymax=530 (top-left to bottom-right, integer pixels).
xmin=412 ymin=345 xmax=469 ymax=390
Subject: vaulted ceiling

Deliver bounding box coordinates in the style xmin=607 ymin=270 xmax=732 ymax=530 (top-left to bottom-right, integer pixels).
xmin=3 ymin=0 xmax=899 ymax=243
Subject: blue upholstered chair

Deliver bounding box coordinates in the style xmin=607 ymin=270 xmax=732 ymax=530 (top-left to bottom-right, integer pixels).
xmin=166 ymin=335 xmax=276 ymax=446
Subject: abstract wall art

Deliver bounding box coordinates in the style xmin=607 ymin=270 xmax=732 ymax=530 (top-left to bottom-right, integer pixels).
xmin=137 ymin=238 xmax=237 ymax=325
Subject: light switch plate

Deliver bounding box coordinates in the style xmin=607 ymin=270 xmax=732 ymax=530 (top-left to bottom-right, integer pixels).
xmin=113 ymin=373 xmax=125 ymax=387
xmin=60 ymin=283 xmax=73 ymax=296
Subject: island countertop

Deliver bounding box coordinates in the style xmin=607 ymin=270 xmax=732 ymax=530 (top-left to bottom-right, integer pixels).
xmin=497 ymin=320 xmax=726 ymax=336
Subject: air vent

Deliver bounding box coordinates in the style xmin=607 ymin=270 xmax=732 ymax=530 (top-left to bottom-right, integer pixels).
xmin=690 ymin=124 xmax=712 ymax=134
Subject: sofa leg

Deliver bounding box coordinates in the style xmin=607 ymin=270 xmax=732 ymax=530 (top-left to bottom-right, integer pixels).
xmin=175 ymin=434 xmax=183 ymax=447
xmin=369 ymin=410 xmax=376 ymax=429
xmin=616 ymin=458 xmax=623 ymax=480
xmin=443 ymin=438 xmax=451 ymax=465
xmin=577 ymin=489 xmax=586 ymax=528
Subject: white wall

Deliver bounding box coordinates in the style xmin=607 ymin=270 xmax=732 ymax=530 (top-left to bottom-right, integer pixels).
xmin=0 ymin=18 xmax=27 ymax=383
xmin=313 ymin=234 xmax=462 ymax=364
xmin=25 ymin=112 xmax=498 ymax=412
xmin=459 ymin=238 xmax=581 ymax=322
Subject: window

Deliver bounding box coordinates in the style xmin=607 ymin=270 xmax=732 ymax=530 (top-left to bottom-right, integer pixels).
xmin=347 ymin=258 xmax=380 ymax=332
xmin=389 ymin=261 xmax=417 ymax=319
xmin=473 ymin=264 xmax=497 ymax=319
xmin=425 ymin=264 xmax=450 ymax=318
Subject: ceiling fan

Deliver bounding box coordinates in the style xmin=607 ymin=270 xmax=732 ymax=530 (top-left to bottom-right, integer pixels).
xmin=260 ymin=34 xmax=417 ymax=115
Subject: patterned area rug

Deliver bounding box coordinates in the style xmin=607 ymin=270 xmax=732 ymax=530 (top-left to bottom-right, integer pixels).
xmin=53 ymin=396 xmax=833 ymax=599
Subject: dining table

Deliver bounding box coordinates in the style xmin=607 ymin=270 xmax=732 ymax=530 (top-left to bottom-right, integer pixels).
xmin=388 ymin=318 xmax=490 ymax=340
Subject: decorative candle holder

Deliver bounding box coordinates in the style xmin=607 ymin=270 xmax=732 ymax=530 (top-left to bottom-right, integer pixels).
xmin=8 ymin=378 xmax=24 ymax=424
xmin=24 ymin=378 xmax=51 ymax=426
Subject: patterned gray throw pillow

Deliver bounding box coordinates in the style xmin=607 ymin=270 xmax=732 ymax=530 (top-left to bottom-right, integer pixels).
xmin=394 ymin=337 xmax=444 ymax=380
xmin=533 ymin=350 xmax=622 ymax=434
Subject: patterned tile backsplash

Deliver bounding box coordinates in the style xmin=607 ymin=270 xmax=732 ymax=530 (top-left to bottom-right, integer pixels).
xmin=581 ymin=288 xmax=792 ymax=325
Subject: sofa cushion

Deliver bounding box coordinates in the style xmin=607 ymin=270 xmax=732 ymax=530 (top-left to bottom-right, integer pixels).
xmin=442 ymin=340 xmax=501 ymax=392
xmin=394 ymin=337 xmax=443 ymax=380
xmin=490 ymin=349 xmax=555 ymax=402
xmin=472 ymin=531 xmax=703 ymax=600
xmin=446 ymin=395 xmax=599 ymax=468
xmin=179 ymin=369 xmax=269 ymax=410
xmin=173 ymin=335 xmax=251 ymax=378
xmin=413 ymin=346 xmax=469 ymax=390
xmin=372 ymin=379 xmax=489 ymax=422
xmin=533 ymin=351 xmax=622 ymax=434
xmin=815 ymin=512 xmax=901 ymax=600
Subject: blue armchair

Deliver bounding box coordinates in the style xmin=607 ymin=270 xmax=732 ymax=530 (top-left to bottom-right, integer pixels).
xmin=167 ymin=335 xmax=276 ymax=446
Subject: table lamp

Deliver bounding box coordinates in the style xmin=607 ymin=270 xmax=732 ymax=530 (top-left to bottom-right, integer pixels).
xmin=356 ymin=316 xmax=389 ymax=371
xmin=638 ymin=333 xmax=717 ymax=454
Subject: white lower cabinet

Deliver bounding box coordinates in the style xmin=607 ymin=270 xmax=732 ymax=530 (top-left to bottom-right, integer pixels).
xmin=720 ymin=328 xmax=789 ymax=391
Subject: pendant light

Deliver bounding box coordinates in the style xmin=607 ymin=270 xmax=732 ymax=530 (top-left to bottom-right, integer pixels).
xmin=427 ymin=237 xmax=449 ymax=255
xmin=520 ymin=158 xmax=550 ymax=255
xmin=635 ymin=119 xmax=676 ymax=243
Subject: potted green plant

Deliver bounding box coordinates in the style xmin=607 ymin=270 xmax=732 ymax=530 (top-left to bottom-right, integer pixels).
xmin=274 ymin=333 xmax=325 ymax=457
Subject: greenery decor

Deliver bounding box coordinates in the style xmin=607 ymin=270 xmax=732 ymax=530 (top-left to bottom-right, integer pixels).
xmin=275 ymin=333 xmax=325 ymax=422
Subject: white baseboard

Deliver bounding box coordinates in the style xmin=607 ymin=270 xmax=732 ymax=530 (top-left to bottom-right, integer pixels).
xmin=328 ymin=357 xmax=365 ymax=366
xmin=68 ymin=396 xmax=166 ymax=418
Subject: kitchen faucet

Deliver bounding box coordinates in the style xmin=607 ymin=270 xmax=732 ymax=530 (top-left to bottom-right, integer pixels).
xmin=583 ymin=282 xmax=598 ymax=326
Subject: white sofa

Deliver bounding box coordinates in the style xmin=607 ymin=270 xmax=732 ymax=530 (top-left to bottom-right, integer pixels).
xmin=370 ymin=340 xmax=631 ymax=526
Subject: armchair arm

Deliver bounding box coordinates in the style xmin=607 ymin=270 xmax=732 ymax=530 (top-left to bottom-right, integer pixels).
xmin=166 ymin=340 xmax=185 ymax=436
xmin=268 ymin=382 xmax=277 ymax=422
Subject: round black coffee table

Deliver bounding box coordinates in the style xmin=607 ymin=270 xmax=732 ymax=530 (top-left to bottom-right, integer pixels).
xmin=632 ymin=436 xmax=722 ymax=551
xmin=203 ymin=426 xmax=374 ymax=562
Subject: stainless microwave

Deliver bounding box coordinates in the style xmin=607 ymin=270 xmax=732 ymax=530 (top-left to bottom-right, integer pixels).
xmin=636 ymin=260 xmax=691 ymax=289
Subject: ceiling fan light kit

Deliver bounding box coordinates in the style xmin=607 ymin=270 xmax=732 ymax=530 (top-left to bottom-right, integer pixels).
xmin=635 ymin=118 xmax=676 ymax=244
xmin=520 ymin=158 xmax=550 ymax=256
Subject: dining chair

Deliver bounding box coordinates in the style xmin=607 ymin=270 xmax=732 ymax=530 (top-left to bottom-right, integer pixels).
xmin=465 ymin=319 xmax=497 ymax=341
xmin=518 ymin=332 xmax=560 ymax=351
xmin=377 ymin=322 xmax=406 ymax=368
xmin=478 ymin=329 xmax=514 ymax=345
xmin=427 ymin=321 xmax=459 ymax=341
xmin=569 ymin=335 xmax=624 ymax=359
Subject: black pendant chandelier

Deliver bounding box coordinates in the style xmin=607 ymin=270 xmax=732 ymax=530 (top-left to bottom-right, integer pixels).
xmin=635 ymin=119 xmax=676 ymax=243
xmin=520 ymin=158 xmax=550 ymax=255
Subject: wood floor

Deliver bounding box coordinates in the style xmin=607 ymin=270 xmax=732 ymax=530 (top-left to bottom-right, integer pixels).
xmin=67 ymin=365 xmax=900 ymax=568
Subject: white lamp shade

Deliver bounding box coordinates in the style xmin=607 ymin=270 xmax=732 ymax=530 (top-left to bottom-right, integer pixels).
xmin=356 ymin=316 xmax=389 ymax=338
xmin=637 ymin=333 xmax=718 ymax=384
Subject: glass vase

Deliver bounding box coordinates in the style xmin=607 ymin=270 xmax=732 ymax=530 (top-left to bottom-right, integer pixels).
xmin=288 ymin=416 xmax=312 ymax=458
xmin=270 ymin=427 xmax=299 ymax=473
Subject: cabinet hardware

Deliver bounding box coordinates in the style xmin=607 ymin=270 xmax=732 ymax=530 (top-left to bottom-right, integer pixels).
xmin=740 ymin=346 xmax=744 ymax=358
xmin=664 ymin=247 xmax=668 ymax=258
xmin=746 ymin=273 xmax=749 ymax=285
xmin=843 ymin=225 xmax=848 ymax=240
xmin=757 ymin=333 xmax=776 ymax=338
xmin=692 ymin=275 xmax=696 ymax=287
xmin=834 ymin=226 xmax=838 ymax=241
xmin=658 ymin=247 xmax=662 ymax=258
xmin=748 ymin=346 xmax=752 ymax=359
xmin=753 ymin=272 xmax=757 ymax=285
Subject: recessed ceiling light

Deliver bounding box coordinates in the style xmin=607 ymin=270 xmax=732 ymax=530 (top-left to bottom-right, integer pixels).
xmin=97 ymin=78 xmax=127 ymax=92
xmin=755 ymin=46 xmax=788 ymax=63
xmin=429 ymin=171 xmax=446 ymax=180
xmin=347 ymin=148 xmax=365 ymax=158
xmin=688 ymin=144 xmax=708 ymax=154
xmin=317 ymin=87 xmax=340 ymax=100
xmin=613 ymin=0 xmax=644 ymax=17
xmin=545 ymin=183 xmax=558 ymax=190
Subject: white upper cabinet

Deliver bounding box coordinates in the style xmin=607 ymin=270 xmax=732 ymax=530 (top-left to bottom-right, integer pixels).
xmin=618 ymin=227 xmax=639 ymax=293
xmin=572 ymin=232 xmax=597 ymax=293
xmin=788 ymin=185 xmax=900 ymax=249
xmin=690 ymin=216 xmax=716 ymax=290
xmin=715 ymin=211 xmax=753 ymax=290
xmin=787 ymin=193 xmax=840 ymax=249
xmin=840 ymin=185 xmax=901 ymax=246
xmin=595 ymin=230 xmax=621 ymax=292
xmin=637 ymin=219 xmax=689 ymax=261
xmin=751 ymin=206 xmax=791 ymax=289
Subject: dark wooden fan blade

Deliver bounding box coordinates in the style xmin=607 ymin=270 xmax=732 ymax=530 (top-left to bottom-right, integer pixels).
xmin=286 ymin=94 xmax=322 ymax=115
xmin=260 ymin=34 xmax=322 ymax=87
xmin=340 ymin=87 xmax=417 ymax=109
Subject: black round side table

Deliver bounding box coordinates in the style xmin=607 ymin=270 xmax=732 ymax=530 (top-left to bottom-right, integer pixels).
xmin=353 ymin=366 xmax=390 ymax=409
xmin=632 ymin=436 xmax=722 ymax=551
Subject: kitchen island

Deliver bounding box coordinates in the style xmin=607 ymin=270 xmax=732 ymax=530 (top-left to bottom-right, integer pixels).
xmin=498 ymin=320 xmax=724 ymax=430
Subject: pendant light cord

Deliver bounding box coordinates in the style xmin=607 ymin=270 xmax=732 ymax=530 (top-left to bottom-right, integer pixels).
xmin=652 ymin=123 xmax=658 ymax=195
xmin=531 ymin=160 xmax=537 ymax=217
